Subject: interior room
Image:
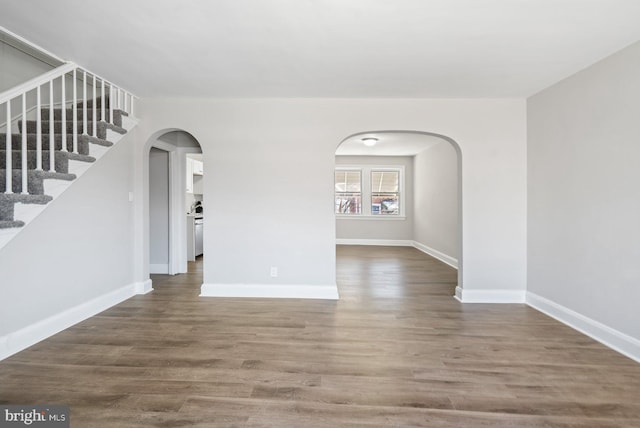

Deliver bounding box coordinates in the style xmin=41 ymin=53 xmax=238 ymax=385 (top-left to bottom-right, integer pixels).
xmin=1 ymin=1 xmax=639 ymax=426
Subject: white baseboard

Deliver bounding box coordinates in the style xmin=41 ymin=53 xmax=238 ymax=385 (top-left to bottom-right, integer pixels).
xmin=336 ymin=239 xmax=413 ymax=247
xmin=201 ymin=283 xmax=339 ymax=300
xmin=526 ymin=292 xmax=640 ymax=363
xmin=0 ymin=283 xmax=137 ymax=361
xmin=149 ymin=263 xmax=169 ymax=274
xmin=134 ymin=279 xmax=154 ymax=295
xmin=455 ymin=286 xmax=526 ymax=303
xmin=412 ymin=241 xmax=458 ymax=269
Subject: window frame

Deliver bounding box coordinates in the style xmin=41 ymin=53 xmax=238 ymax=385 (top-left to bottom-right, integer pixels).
xmin=334 ymin=168 xmax=363 ymax=215
xmin=335 ymin=165 xmax=405 ymax=220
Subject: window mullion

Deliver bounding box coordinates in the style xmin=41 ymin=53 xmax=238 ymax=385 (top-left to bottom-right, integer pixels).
xmin=363 ymin=167 xmax=372 ymax=216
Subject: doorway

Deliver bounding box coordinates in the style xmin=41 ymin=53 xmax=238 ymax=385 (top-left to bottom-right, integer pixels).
xmin=145 ymin=129 xmax=203 ymax=280
xmin=149 ymin=147 xmax=170 ymax=274
xmin=334 ymin=130 xmax=462 ymax=291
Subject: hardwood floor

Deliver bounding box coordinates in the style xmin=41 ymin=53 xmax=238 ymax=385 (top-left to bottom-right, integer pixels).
xmin=1 ymin=246 xmax=639 ymax=427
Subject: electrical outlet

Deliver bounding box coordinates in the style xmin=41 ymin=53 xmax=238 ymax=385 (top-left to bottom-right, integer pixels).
xmin=270 ymin=267 xmax=278 ymax=277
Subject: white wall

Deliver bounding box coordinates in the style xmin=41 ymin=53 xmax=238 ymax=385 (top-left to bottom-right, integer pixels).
xmin=0 ymin=39 xmax=56 ymax=130
xmin=134 ymin=98 xmax=527 ymax=298
xmin=413 ymin=141 xmax=459 ymax=261
xmin=0 ymin=39 xmax=53 ymax=92
xmin=335 ymin=155 xmax=413 ymax=241
xmin=0 ymin=129 xmax=137 ymax=343
xmin=149 ymin=147 xmax=169 ymax=271
xmin=528 ymin=42 xmax=640 ymax=346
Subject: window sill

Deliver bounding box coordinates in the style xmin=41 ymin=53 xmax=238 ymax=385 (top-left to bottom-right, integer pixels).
xmin=336 ymin=215 xmax=406 ymax=221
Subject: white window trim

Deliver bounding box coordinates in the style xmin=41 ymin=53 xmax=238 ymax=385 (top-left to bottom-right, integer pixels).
xmin=335 ymin=165 xmax=405 ymax=220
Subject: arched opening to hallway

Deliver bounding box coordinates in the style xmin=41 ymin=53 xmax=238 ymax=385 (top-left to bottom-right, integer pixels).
xmin=145 ymin=129 xmax=204 ymax=284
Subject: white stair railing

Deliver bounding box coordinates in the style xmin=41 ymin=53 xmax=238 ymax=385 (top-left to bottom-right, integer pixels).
xmin=1 ymin=62 xmax=136 ymax=195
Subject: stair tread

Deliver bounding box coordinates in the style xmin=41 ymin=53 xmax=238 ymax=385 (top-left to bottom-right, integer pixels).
xmin=80 ymin=135 xmax=113 ymax=147
xmin=3 ymin=133 xmax=102 ymax=144
xmin=0 ymin=170 xmax=76 ymax=181
xmin=0 ymin=220 xmax=25 ymax=229
xmin=0 ymin=149 xmax=95 ymax=161
xmin=107 ymin=123 xmax=127 ymax=134
xmin=66 ymin=153 xmax=96 ymax=163
xmin=21 ymin=119 xmax=104 ymax=122
xmin=18 ymin=120 xmax=108 ymax=140
xmin=0 ymin=193 xmax=53 ymax=204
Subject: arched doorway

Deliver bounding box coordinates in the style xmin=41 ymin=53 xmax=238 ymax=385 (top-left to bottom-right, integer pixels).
xmin=143 ymin=129 xmax=204 ymax=282
xmin=334 ymin=130 xmax=463 ymax=290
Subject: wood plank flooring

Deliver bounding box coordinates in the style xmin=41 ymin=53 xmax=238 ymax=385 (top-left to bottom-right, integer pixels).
xmin=1 ymin=245 xmax=639 ymax=427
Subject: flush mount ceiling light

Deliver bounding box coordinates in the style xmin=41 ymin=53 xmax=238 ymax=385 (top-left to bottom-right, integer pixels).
xmin=361 ymin=137 xmax=379 ymax=147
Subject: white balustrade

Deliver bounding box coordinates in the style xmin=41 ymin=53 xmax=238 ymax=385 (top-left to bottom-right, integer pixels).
xmin=83 ymin=70 xmax=88 ymax=137
xmin=72 ymin=69 xmax=78 ymax=154
xmin=101 ymin=79 xmax=105 ymax=125
xmin=21 ymin=93 xmax=27 ymax=194
xmin=36 ymin=85 xmax=42 ymax=171
xmin=1 ymin=62 xmax=136 ymax=196
xmin=109 ymin=84 xmax=113 ymax=124
xmin=60 ymin=74 xmax=67 ymax=152
xmin=5 ymin=101 xmax=12 ymax=193
xmin=49 ymin=80 xmax=55 ymax=171
xmin=92 ymin=75 xmax=97 ymax=137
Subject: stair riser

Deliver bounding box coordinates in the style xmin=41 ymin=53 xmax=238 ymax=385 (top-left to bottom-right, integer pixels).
xmin=79 ymin=97 xmax=111 ymax=109
xmin=0 ymin=171 xmax=46 ymax=195
xmin=19 ymin=121 xmax=107 ymax=139
xmin=0 ymin=200 xmax=14 ymax=221
xmin=41 ymin=108 xmax=123 ymax=127
xmin=0 ymin=151 xmax=69 ymax=174
xmin=0 ymin=134 xmax=90 ymax=155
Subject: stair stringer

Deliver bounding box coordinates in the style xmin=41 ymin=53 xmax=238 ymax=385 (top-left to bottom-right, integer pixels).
xmin=0 ymin=120 xmax=146 ymax=361
xmin=0 ymin=114 xmax=139 ymax=250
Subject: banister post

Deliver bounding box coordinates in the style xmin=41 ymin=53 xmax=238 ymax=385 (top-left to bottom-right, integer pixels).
xmin=83 ymin=70 xmax=88 ymax=137
xmin=36 ymin=86 xmax=42 ymax=170
xmin=72 ymin=68 xmax=78 ymax=154
xmin=92 ymin=74 xmax=97 ymax=137
xmin=109 ymin=84 xmax=113 ymax=124
xmin=49 ymin=80 xmax=55 ymax=171
xmin=5 ymin=100 xmax=12 ymax=193
xmin=60 ymin=74 xmax=67 ymax=152
xmin=101 ymin=78 xmax=105 ymax=124
xmin=21 ymin=93 xmax=28 ymax=194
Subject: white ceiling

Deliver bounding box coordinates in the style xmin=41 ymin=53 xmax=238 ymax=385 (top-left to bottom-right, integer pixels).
xmin=336 ymin=131 xmax=444 ymax=156
xmin=1 ymin=0 xmax=639 ymax=98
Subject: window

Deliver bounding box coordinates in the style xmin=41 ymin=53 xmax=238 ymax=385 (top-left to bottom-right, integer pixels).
xmin=371 ymin=170 xmax=399 ymax=215
xmin=335 ymin=169 xmax=362 ymax=214
xmin=335 ymin=166 xmax=404 ymax=218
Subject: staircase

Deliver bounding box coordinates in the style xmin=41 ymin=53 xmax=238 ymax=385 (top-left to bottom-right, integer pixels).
xmin=0 ymin=63 xmax=136 ymax=249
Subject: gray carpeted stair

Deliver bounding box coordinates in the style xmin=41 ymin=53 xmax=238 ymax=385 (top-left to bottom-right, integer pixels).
xmin=41 ymin=108 xmax=124 ymax=128
xmin=0 ymin=96 xmax=127 ymax=229
xmin=0 ymin=150 xmax=95 ymax=174
xmin=18 ymin=120 xmax=126 ymax=140
xmin=79 ymin=97 xmax=112 ymax=109
xmin=0 ymin=169 xmax=76 ymax=195
xmin=0 ymin=193 xmax=54 ymax=228
xmin=0 ymin=133 xmax=91 ymax=155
